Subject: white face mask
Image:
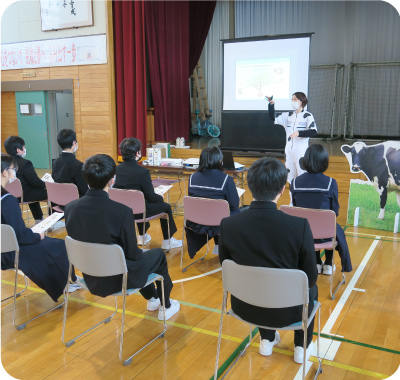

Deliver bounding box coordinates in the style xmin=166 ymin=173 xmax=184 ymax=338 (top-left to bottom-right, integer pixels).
xmin=6 ymin=168 xmax=17 ymax=183
xmin=291 ymin=101 xmax=301 ymax=110
xmin=21 ymin=148 xmax=27 ymax=158
xmin=73 ymin=144 xmax=78 ymax=153
xmin=109 ymin=175 xmax=116 ymax=188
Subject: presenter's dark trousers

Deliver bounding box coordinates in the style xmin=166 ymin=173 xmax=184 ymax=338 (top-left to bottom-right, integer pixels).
xmin=134 ymin=201 xmax=177 ymax=240
xmin=136 ymin=248 xmax=173 ymax=308
xmin=231 ymin=284 xmax=318 ymax=347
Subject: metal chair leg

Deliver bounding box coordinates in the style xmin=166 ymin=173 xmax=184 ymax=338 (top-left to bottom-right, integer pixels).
xmin=123 ymin=277 xmax=167 ymax=366
xmin=182 ymin=233 xmax=209 ymax=273
xmin=313 ymin=307 xmax=323 ymax=379
xmin=2 ymin=271 xmax=28 ymax=303
xmin=214 ymin=291 xmax=227 ymax=380
xmin=330 ymin=254 xmax=346 ymax=299
xmin=62 ymin=265 xmax=117 ymax=347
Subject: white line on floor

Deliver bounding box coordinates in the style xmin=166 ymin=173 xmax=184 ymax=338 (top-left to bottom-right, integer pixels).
xmin=293 ymin=237 xmax=380 ymax=379
xmin=172 ymin=267 xmax=221 ymax=284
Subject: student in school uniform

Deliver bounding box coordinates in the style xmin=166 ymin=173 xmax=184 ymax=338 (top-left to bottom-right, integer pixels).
xmin=290 ymin=144 xmax=352 ymax=275
xmin=52 ymin=129 xmax=88 ymax=198
xmin=114 ymin=137 xmax=182 ymax=250
xmin=186 ymin=147 xmax=240 ymax=257
xmin=4 ymin=136 xmax=47 ymax=223
xmin=64 ymin=154 xmax=180 ymax=320
xmin=1 ymin=154 xmax=82 ymax=299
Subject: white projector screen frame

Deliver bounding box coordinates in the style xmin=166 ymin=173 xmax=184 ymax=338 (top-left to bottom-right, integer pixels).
xmin=223 ymin=34 xmax=312 ymax=111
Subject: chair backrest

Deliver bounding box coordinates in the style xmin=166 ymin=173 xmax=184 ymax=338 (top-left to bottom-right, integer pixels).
xmin=1 ymin=224 xmax=19 ymax=254
xmin=46 ymin=182 xmax=79 ymax=206
xmin=4 ymin=179 xmax=23 ymax=199
xmin=183 ymin=196 xmax=230 ymax=226
xmin=280 ymin=205 xmax=336 ymax=240
xmin=222 ymin=260 xmax=309 ymax=308
xmin=65 ymin=236 xmax=127 ymax=277
xmin=108 ymin=188 xmax=146 ymax=215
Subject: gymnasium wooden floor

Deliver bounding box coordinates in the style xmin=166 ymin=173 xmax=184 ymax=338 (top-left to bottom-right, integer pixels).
xmin=2 ymin=151 xmax=400 ymax=380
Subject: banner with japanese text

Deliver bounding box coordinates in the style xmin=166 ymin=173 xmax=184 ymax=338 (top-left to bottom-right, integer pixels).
xmin=1 ymin=34 xmax=107 ymax=70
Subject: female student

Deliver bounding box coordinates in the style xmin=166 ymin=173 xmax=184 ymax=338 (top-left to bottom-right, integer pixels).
xmin=187 ymin=147 xmax=240 ymax=257
xmin=1 ymin=154 xmax=81 ymax=301
xmin=290 ymin=144 xmax=352 ymax=274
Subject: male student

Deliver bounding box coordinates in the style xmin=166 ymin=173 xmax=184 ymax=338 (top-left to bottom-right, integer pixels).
xmin=218 ymin=157 xmax=318 ymax=362
xmin=4 ymin=136 xmax=47 ymax=223
xmin=114 ymin=137 xmax=182 ymax=250
xmin=64 ymin=154 xmax=180 ymax=320
xmin=52 ymin=129 xmax=88 ymax=197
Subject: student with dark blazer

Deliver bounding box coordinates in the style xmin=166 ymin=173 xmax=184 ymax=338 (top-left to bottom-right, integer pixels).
xmin=114 ymin=137 xmax=182 ymax=250
xmin=52 ymin=129 xmax=88 ymax=197
xmin=4 ymin=136 xmax=47 ymax=222
xmin=219 ymin=157 xmax=318 ymax=363
xmin=64 ymin=154 xmax=180 ymax=320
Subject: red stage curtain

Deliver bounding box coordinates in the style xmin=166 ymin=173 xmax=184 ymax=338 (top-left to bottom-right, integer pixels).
xmin=113 ymin=0 xmax=147 ymax=146
xmin=145 ymin=1 xmax=190 ymax=141
xmin=189 ymin=1 xmax=216 ymax=75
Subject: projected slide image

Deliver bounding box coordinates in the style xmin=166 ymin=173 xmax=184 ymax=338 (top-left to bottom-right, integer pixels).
xmin=235 ymin=58 xmax=290 ymax=100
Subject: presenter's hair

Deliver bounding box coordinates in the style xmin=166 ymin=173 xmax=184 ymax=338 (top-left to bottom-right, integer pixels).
xmin=4 ymin=136 xmax=25 ymax=156
xmin=293 ymin=92 xmax=308 ymax=108
xmin=82 ymin=154 xmax=116 ymax=189
xmin=119 ymin=137 xmax=141 ymax=161
xmin=57 ymin=129 xmax=77 ymax=150
xmin=1 ymin=154 xmax=17 ymax=173
xmin=198 ymin=147 xmax=223 ymax=173
xmin=247 ymin=157 xmax=287 ymax=201
xmin=302 ymin=144 xmax=329 ymax=173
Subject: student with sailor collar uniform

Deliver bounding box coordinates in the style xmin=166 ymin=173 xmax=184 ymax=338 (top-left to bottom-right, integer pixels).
xmin=266 ymin=92 xmax=317 ymax=184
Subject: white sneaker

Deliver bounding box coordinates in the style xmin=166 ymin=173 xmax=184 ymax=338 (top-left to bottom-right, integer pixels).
xmin=259 ymin=331 xmax=280 ymax=356
xmin=158 ymin=299 xmax=180 ymax=320
xmin=212 ymin=245 xmax=219 ymax=255
xmin=294 ymin=341 xmax=315 ymax=364
xmin=161 ymin=237 xmax=183 ymax=250
xmin=323 ymin=264 xmax=336 ymax=275
xmin=147 ymin=297 xmax=161 ymax=311
xmin=68 ymin=282 xmax=83 ymax=293
xmin=137 ymin=233 xmax=151 ymax=246
xmin=317 ymin=261 xmax=324 ymax=274
xmin=68 ymin=275 xmax=84 ymax=292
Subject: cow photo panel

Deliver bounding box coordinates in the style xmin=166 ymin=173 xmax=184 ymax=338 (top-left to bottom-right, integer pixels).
xmin=341 ymin=141 xmax=400 ymax=232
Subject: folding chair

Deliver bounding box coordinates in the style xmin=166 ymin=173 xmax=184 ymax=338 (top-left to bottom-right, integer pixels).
xmin=62 ymin=236 xmax=167 ymax=366
xmin=181 ymin=196 xmax=230 ymax=272
xmin=5 ymin=178 xmax=36 ymax=222
xmin=152 ymin=178 xmax=179 ymax=203
xmin=215 ymin=260 xmax=322 ymax=380
xmin=1 ymin=224 xmax=64 ymax=330
xmin=280 ymin=205 xmax=345 ymax=299
xmin=109 ymin=188 xmax=171 ymax=250
xmin=45 ymin=182 xmax=79 ymax=213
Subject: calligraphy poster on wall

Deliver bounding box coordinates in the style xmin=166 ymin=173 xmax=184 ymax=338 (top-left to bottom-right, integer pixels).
xmin=1 ymin=34 xmax=107 ymax=70
xmin=40 ymin=0 xmax=93 ymax=31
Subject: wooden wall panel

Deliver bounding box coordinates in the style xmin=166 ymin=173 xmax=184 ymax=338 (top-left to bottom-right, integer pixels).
xmin=1 ymin=63 xmax=116 ymax=162
xmin=1 ymin=92 xmax=18 ymax=153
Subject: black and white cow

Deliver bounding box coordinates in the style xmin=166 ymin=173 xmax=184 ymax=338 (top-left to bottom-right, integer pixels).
xmin=341 ymin=141 xmax=400 ymax=220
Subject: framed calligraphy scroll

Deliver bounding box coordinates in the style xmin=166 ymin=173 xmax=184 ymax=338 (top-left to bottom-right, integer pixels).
xmin=40 ymin=0 xmax=93 ymax=31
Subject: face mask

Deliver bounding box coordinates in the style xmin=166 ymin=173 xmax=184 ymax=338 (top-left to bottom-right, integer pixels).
xmin=21 ymin=148 xmax=27 ymax=158
xmin=73 ymin=144 xmax=78 ymax=153
xmin=8 ymin=176 xmax=16 ymax=183
xmin=109 ymin=175 xmax=116 ymax=188
xmin=7 ymin=168 xmax=17 ymax=183
xmin=291 ymin=101 xmax=301 ymax=110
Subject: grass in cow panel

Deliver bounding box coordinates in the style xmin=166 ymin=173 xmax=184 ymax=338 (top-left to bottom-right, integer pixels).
xmin=347 ymin=180 xmax=399 ymax=231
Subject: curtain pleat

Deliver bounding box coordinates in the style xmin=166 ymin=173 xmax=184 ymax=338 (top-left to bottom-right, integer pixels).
xmin=113 ymin=0 xmax=147 ymax=147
